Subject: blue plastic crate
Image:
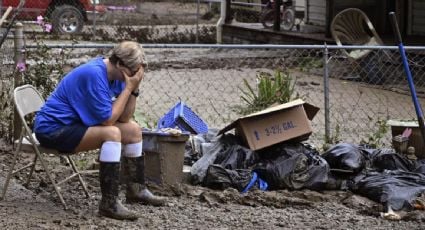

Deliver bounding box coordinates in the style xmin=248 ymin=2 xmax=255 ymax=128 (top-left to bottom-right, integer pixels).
xmin=157 ymin=101 xmax=208 ymax=134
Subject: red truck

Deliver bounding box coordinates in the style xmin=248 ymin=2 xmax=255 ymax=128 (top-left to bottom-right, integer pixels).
xmin=1 ymin=0 xmax=106 ymax=34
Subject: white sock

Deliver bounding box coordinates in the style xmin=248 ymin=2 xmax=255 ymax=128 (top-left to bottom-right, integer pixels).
xmin=99 ymin=141 xmax=122 ymax=162
xmin=122 ymin=140 xmax=143 ymax=158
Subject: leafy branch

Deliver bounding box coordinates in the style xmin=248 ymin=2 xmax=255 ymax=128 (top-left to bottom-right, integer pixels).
xmin=235 ymin=70 xmax=299 ymax=115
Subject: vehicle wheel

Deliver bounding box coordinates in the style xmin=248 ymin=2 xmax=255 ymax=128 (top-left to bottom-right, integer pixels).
xmin=51 ymin=5 xmax=84 ymax=34
xmin=260 ymin=9 xmax=275 ymax=29
xmin=281 ymin=8 xmax=295 ymax=31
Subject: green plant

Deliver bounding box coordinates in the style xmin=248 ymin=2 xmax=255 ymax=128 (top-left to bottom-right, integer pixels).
xmin=74 ymin=158 xmax=90 ymax=170
xmin=322 ymin=124 xmax=342 ymax=151
xmin=133 ymin=110 xmax=157 ymax=129
xmin=298 ymin=57 xmax=323 ymax=72
xmin=361 ymin=118 xmax=389 ymax=148
xmin=22 ymin=18 xmax=76 ymax=98
xmin=235 ymin=70 xmax=299 ymax=115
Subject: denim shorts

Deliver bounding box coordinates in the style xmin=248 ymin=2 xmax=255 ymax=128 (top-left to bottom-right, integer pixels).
xmin=35 ymin=124 xmax=89 ymax=153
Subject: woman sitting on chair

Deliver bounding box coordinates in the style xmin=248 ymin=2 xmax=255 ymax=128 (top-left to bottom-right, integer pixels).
xmin=34 ymin=41 xmax=166 ymax=220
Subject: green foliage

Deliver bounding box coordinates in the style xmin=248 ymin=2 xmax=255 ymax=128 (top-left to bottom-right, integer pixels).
xmin=298 ymin=57 xmax=323 ymax=72
xmin=322 ymin=124 xmax=342 ymax=151
xmin=235 ymin=70 xmax=298 ymax=115
xmin=74 ymin=158 xmax=90 ymax=170
xmin=133 ymin=110 xmax=157 ymax=129
xmin=361 ymin=118 xmax=389 ymax=148
xmin=23 ymin=38 xmax=76 ymax=98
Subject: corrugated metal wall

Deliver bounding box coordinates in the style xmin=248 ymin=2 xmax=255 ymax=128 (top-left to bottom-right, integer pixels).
xmin=410 ymin=0 xmax=425 ymax=35
xmin=306 ymin=0 xmax=326 ymax=26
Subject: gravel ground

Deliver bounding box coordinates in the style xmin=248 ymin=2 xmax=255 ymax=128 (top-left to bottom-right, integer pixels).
xmin=1 ymin=139 xmax=425 ymax=229
xmin=1 ymin=46 xmax=425 ymax=230
xmin=1 ymin=50 xmax=425 ymax=229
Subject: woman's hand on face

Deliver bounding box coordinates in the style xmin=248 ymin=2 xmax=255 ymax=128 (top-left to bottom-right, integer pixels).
xmin=134 ymin=66 xmax=144 ymax=83
xmin=122 ymin=70 xmax=141 ymax=92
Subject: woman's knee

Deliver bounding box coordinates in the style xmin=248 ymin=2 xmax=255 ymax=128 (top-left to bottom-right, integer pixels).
xmin=102 ymin=126 xmax=122 ymax=142
xmin=124 ymin=121 xmax=142 ymax=142
xmin=129 ymin=121 xmax=142 ymax=140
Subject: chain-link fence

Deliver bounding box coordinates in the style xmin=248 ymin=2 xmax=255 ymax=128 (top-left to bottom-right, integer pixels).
xmin=1 ymin=41 xmax=425 ymax=148
xmin=0 ymin=0 xmax=219 ymax=43
xmin=0 ymin=29 xmax=18 ymax=141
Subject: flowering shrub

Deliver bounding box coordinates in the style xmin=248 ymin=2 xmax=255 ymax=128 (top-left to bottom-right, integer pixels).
xmin=36 ymin=15 xmax=52 ymax=33
xmin=16 ymin=61 xmax=26 ymax=72
xmin=18 ymin=16 xmax=74 ymax=98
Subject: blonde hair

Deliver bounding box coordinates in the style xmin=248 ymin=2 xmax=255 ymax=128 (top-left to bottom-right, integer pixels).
xmin=109 ymin=41 xmax=147 ymax=72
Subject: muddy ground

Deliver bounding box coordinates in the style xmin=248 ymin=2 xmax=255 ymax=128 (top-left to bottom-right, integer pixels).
xmin=2 ymin=42 xmax=425 ymax=230
xmin=1 ymin=64 xmax=425 ymax=229
xmin=1 ymin=1 xmax=425 ymax=229
xmin=2 ymin=66 xmax=425 ymax=228
xmin=1 ymin=142 xmax=425 ymax=229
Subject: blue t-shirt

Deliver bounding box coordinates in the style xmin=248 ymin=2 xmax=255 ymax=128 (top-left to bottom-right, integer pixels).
xmin=34 ymin=57 xmax=125 ymax=134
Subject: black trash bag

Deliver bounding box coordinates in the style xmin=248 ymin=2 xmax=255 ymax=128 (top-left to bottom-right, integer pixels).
xmin=191 ymin=134 xmax=247 ymax=184
xmin=414 ymin=159 xmax=425 ymax=174
xmin=213 ymin=141 xmax=258 ymax=170
xmin=350 ymin=170 xmax=425 ymax=211
xmin=322 ymin=143 xmax=365 ymax=174
xmin=303 ymin=152 xmax=331 ymax=190
xmin=256 ymin=142 xmax=318 ymax=160
xmin=254 ymin=143 xmax=330 ymax=190
xmin=369 ymin=148 xmax=418 ymax=172
xmin=203 ymin=164 xmax=253 ymax=191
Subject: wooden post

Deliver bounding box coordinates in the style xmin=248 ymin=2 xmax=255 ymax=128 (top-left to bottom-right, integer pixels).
xmin=273 ymin=0 xmax=281 ymax=31
xmin=13 ymin=22 xmax=24 ymax=141
xmin=225 ymin=0 xmax=232 ymax=23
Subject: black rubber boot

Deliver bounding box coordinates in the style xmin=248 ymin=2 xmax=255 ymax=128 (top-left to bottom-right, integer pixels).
xmin=122 ymin=156 xmax=167 ymax=206
xmin=99 ymin=162 xmax=138 ymax=220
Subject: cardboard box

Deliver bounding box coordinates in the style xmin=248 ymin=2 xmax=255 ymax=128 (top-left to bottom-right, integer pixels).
xmin=219 ymin=99 xmax=319 ymax=150
xmin=387 ymin=120 xmax=425 ymax=159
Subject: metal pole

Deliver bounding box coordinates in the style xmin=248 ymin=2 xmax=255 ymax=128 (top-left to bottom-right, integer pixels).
xmin=196 ymin=0 xmax=200 ymax=43
xmin=323 ymin=42 xmax=330 ymax=143
xmin=13 ymin=22 xmax=24 ymax=141
xmin=216 ymin=0 xmax=227 ymax=44
xmin=273 ymin=0 xmax=281 ymax=31
xmin=93 ymin=0 xmax=97 ymax=37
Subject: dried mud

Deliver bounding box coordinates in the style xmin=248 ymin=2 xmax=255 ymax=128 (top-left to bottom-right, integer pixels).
xmin=0 ymin=143 xmax=425 ymax=229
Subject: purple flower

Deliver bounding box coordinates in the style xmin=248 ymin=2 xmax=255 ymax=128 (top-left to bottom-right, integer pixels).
xmin=36 ymin=15 xmax=44 ymax=25
xmin=16 ymin=61 xmax=26 ymax=72
xmin=44 ymin=23 xmax=52 ymax=32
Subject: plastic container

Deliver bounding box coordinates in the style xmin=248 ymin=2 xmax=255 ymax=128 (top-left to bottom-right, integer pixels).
xmin=157 ymin=101 xmax=208 ymax=134
xmin=392 ymin=135 xmax=409 ymax=155
xmin=142 ymin=130 xmax=190 ymax=185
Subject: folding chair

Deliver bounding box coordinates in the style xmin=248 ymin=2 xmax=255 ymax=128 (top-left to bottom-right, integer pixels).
xmin=0 ymin=84 xmax=90 ymax=209
xmin=330 ymin=8 xmax=384 ymax=60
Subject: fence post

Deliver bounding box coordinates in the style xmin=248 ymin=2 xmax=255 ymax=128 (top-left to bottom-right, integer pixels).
xmin=196 ymin=0 xmax=200 ymax=43
xmin=13 ymin=23 xmax=24 ymax=65
xmin=217 ymin=0 xmax=227 ymax=43
xmin=273 ymin=0 xmax=281 ymax=31
xmin=323 ymin=43 xmax=330 ymax=143
xmin=13 ymin=22 xmax=24 ymax=141
xmin=92 ymin=0 xmax=97 ymax=37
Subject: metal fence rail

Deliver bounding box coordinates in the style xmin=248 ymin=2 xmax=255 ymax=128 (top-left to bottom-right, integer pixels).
xmin=2 ymin=42 xmax=425 ymax=148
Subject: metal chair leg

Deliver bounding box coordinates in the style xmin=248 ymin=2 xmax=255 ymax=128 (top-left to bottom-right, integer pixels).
xmin=35 ymin=151 xmax=67 ymax=210
xmin=24 ymin=154 xmax=38 ymax=187
xmin=67 ymin=155 xmax=90 ymax=198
